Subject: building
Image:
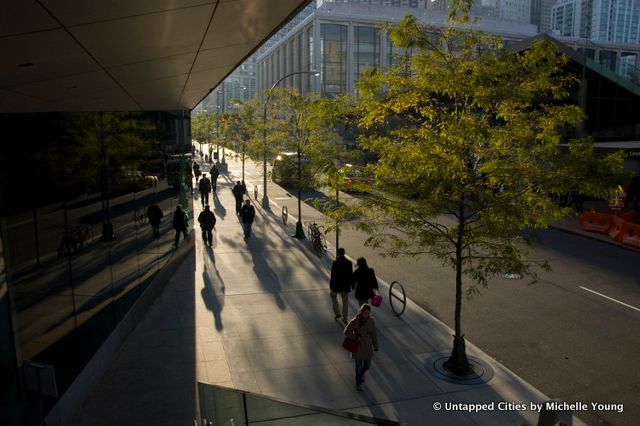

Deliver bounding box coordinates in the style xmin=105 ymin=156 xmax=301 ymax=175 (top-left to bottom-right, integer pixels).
xmin=0 ymin=2 xmax=313 ymax=425
xmin=256 ymin=0 xmax=539 ymax=98
xmin=551 ymin=0 xmax=640 ymax=44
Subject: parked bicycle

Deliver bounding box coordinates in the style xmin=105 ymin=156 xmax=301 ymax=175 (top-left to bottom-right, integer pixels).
xmin=306 ymin=221 xmax=327 ymax=256
xmin=57 ymin=226 xmax=94 ymax=258
xmin=133 ymin=206 xmax=146 ymax=225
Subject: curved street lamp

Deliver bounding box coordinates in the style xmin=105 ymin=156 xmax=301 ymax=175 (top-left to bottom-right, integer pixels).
xmin=261 ymin=70 xmax=320 ymax=209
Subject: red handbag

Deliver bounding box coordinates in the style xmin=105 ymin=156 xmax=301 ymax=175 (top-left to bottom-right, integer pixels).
xmin=371 ymin=293 xmax=382 ymax=307
xmin=342 ymin=337 xmax=359 ymax=353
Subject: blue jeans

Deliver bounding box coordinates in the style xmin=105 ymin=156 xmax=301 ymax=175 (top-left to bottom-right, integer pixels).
xmin=355 ymin=359 xmax=371 ymax=386
xmin=242 ymin=221 xmax=252 ymax=238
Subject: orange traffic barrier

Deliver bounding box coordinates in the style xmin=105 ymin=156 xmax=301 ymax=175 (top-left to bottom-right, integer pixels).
xmin=619 ymin=210 xmax=637 ymax=223
xmin=579 ymin=212 xmax=613 ymax=234
xmin=621 ymin=222 xmax=640 ymax=249
xmin=608 ymin=215 xmax=626 ymax=241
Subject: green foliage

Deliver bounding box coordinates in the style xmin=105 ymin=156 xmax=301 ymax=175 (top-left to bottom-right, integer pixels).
xmin=58 ymin=112 xmax=155 ymax=196
xmin=355 ymin=15 xmax=628 ymax=373
xmin=267 ymin=88 xmax=345 ymax=190
xmin=224 ymin=99 xmax=262 ymax=162
xmin=356 ymin=17 xmax=626 ymax=285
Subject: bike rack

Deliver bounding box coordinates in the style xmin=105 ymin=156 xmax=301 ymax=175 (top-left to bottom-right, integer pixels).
xmin=389 ymin=281 xmax=407 ymax=317
xmin=282 ymin=206 xmax=288 ymax=225
xmin=254 ymin=185 xmax=258 ymax=201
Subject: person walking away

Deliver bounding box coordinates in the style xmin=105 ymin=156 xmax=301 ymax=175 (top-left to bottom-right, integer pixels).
xmin=352 ymin=257 xmax=379 ymax=306
xmin=330 ymin=248 xmax=353 ymax=324
xmin=172 ymin=204 xmax=189 ymax=247
xmin=193 ymin=163 xmax=201 ymax=184
xmin=209 ymin=164 xmax=220 ymax=192
xmin=199 ymin=173 xmax=211 ymax=207
xmin=239 ymin=199 xmax=255 ymax=239
xmin=232 ymin=181 xmax=246 ymax=214
xmin=344 ymin=303 xmax=378 ymax=391
xmin=146 ymin=201 xmax=163 ymax=239
xmin=197 ymin=204 xmax=216 ymax=246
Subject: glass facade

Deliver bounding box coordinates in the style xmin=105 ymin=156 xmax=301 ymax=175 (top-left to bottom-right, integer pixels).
xmin=320 ymin=23 xmax=348 ymax=96
xmin=354 ymin=26 xmax=380 ymax=89
xmin=0 ymin=111 xmax=193 ymax=425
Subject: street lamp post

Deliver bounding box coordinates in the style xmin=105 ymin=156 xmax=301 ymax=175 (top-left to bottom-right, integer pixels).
xmin=262 ymin=70 xmax=319 ymax=210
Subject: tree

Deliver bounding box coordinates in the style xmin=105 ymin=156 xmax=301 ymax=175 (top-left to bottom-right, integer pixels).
xmin=268 ymin=88 xmax=344 ymax=238
xmin=355 ymin=16 xmax=627 ymax=375
xmin=224 ymin=99 xmax=262 ymax=181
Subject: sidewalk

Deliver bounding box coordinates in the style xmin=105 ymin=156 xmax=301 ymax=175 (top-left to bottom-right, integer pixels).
xmin=70 ymin=163 xmax=586 ymax=426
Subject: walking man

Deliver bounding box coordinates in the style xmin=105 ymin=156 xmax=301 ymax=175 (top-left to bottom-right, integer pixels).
xmin=146 ymin=201 xmax=163 ymax=239
xmin=197 ymin=204 xmax=216 ymax=246
xmin=239 ymin=199 xmax=256 ymax=239
xmin=172 ymin=205 xmax=189 ymax=247
xmin=209 ymin=164 xmax=220 ymax=192
xmin=330 ymin=248 xmax=353 ymax=324
xmin=199 ymin=173 xmax=211 ymax=207
xmin=232 ymin=181 xmax=246 ymax=214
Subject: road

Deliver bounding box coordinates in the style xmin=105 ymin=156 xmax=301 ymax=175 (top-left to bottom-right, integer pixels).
xmin=227 ymin=154 xmax=639 ymax=426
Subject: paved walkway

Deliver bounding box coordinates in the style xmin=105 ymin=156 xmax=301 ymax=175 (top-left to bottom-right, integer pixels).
xmin=71 ymin=161 xmax=590 ymax=426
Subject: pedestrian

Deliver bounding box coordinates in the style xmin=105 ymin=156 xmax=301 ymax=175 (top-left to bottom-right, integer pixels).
xmin=239 ymin=199 xmax=256 ymax=239
xmin=209 ymin=164 xmax=220 ymax=192
xmin=197 ymin=204 xmax=216 ymax=246
xmin=232 ymin=181 xmax=246 ymax=214
xmin=146 ymin=201 xmax=163 ymax=239
xmin=199 ymin=173 xmax=211 ymax=207
xmin=330 ymin=247 xmax=353 ymax=324
xmin=352 ymin=257 xmax=379 ymax=306
xmin=193 ymin=163 xmax=201 ymax=183
xmin=172 ymin=204 xmax=189 ymax=247
xmin=344 ymin=303 xmax=379 ymax=391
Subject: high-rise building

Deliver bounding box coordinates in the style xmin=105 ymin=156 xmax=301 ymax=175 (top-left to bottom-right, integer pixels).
xmin=551 ymin=0 xmax=640 ymax=43
xmin=531 ymin=0 xmax=557 ymax=32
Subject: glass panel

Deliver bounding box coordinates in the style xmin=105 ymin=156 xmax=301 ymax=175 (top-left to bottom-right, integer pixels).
xmin=198 ymin=383 xmax=398 ymax=425
xmin=0 ymin=110 xmax=185 ymax=420
xmin=354 ymin=26 xmax=380 ymax=86
xmin=320 ymin=23 xmax=348 ymax=96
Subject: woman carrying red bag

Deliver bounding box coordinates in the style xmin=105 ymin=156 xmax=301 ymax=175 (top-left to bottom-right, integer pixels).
xmin=343 ymin=303 xmax=379 ymax=391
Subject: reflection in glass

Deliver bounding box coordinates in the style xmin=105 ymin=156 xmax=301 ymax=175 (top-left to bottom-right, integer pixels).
xmin=0 ymin=110 xmax=192 ymax=418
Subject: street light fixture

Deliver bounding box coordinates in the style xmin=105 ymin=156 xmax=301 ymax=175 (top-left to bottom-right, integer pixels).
xmin=262 ymin=70 xmax=320 ymax=210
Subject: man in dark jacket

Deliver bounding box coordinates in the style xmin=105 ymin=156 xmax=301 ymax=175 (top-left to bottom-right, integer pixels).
xmin=232 ymin=181 xmax=246 ymax=214
xmin=209 ymin=164 xmax=220 ymax=192
xmin=146 ymin=201 xmax=163 ymax=239
xmin=172 ymin=205 xmax=189 ymax=247
xmin=239 ymin=199 xmax=255 ymax=239
xmin=197 ymin=204 xmax=216 ymax=246
xmin=330 ymin=247 xmax=353 ymax=324
xmin=198 ymin=174 xmax=211 ymax=207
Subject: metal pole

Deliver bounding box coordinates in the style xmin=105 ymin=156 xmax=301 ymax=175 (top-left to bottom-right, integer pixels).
xmin=335 ymin=188 xmax=339 ymax=257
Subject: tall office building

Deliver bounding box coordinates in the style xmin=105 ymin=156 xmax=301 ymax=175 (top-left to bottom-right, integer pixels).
xmin=551 ymin=0 xmax=640 ymax=43
xmin=255 ymin=0 xmax=538 ymax=98
xmin=531 ymin=0 xmax=557 ymax=32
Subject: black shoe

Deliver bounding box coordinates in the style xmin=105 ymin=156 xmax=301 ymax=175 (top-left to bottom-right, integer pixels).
xmin=334 ymin=315 xmax=342 ymax=320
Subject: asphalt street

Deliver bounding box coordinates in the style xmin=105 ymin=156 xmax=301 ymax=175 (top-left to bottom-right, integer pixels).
xmin=229 ymin=154 xmax=640 ymax=426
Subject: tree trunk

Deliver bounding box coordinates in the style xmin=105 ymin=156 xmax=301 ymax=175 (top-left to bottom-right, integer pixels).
xmin=444 ymin=198 xmax=472 ymax=375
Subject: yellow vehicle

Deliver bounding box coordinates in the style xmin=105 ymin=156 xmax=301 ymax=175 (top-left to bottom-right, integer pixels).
xmin=271 ymin=152 xmax=313 ymax=188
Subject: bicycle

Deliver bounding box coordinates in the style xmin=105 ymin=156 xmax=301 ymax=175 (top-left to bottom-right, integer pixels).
xmin=306 ymin=221 xmax=327 ymax=256
xmin=57 ymin=226 xmax=93 ymax=258
xmin=133 ymin=207 xmax=146 ymax=225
